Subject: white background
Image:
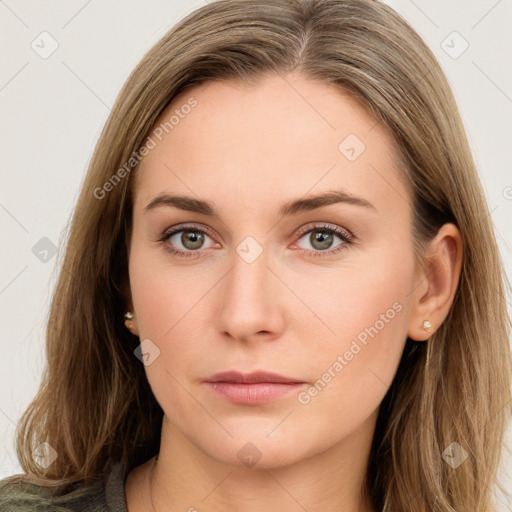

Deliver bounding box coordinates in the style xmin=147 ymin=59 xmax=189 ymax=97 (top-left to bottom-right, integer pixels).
xmin=1 ymin=0 xmax=511 ymax=508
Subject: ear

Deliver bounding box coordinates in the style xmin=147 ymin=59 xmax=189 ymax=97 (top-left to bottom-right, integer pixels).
xmin=407 ymin=223 xmax=463 ymax=341
xmin=122 ymin=277 xmax=134 ymax=313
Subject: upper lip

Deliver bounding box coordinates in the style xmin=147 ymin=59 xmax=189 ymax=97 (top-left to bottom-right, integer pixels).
xmin=204 ymin=370 xmax=305 ymax=384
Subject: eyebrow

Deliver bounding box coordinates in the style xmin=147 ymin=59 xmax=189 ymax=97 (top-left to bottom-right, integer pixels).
xmin=144 ymin=190 xmax=376 ymax=217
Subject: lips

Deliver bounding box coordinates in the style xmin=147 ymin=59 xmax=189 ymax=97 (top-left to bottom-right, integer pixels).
xmin=203 ymin=370 xmax=306 ymax=384
xmin=202 ymin=371 xmax=307 ymax=404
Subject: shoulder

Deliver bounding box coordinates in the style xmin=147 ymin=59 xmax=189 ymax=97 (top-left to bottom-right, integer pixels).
xmin=0 ymin=475 xmax=48 ymax=510
xmin=0 ymin=462 xmax=128 ymax=512
xmin=0 ymin=475 xmax=102 ymax=511
xmin=0 ymin=475 xmax=54 ymax=510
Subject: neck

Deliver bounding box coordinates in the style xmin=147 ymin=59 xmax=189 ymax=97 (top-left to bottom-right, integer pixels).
xmin=137 ymin=412 xmax=377 ymax=512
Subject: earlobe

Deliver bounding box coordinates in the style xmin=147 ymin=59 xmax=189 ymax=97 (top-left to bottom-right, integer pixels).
xmin=121 ymin=278 xmax=139 ymax=336
xmin=124 ymin=311 xmax=140 ymax=336
xmin=407 ymin=223 xmax=463 ymax=341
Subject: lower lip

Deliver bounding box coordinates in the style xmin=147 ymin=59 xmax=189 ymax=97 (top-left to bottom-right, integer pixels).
xmin=204 ymin=382 xmax=305 ymax=404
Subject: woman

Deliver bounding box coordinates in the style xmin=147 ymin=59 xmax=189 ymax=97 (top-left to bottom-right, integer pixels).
xmin=1 ymin=0 xmax=510 ymax=510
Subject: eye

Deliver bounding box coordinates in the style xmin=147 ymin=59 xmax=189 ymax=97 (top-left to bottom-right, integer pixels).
xmin=293 ymin=223 xmax=353 ymax=258
xmin=158 ymin=224 xmax=216 ymax=258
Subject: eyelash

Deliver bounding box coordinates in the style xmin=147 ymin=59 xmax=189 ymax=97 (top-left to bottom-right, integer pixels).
xmin=157 ymin=223 xmax=354 ymax=259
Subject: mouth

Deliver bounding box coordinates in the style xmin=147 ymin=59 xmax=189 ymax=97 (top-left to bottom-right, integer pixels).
xmin=203 ymin=370 xmax=307 ymax=405
xmin=204 ymin=370 xmax=305 ymax=384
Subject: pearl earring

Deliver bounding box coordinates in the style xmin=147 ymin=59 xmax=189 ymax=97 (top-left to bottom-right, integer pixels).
xmin=124 ymin=311 xmax=134 ymax=331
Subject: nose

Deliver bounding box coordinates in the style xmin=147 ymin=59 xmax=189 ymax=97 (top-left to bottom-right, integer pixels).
xmin=215 ymin=244 xmax=286 ymax=343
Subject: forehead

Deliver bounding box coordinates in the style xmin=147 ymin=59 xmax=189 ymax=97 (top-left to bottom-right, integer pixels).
xmin=133 ymin=73 xmax=409 ymax=217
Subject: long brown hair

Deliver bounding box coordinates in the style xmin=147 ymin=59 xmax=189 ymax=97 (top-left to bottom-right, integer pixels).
xmin=6 ymin=0 xmax=511 ymax=510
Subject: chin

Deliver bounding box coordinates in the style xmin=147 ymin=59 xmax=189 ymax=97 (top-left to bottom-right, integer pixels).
xmin=198 ymin=431 xmax=311 ymax=470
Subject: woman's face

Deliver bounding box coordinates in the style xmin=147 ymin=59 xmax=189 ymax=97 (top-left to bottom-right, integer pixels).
xmin=128 ymin=72 xmax=420 ymax=468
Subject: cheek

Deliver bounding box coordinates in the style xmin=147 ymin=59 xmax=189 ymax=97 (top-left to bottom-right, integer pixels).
xmin=289 ymin=306 xmax=408 ymax=449
xmin=127 ymin=249 xmax=202 ymax=416
xmin=293 ymin=251 xmax=414 ymax=424
xmin=127 ymin=244 xmax=216 ymax=398
xmin=128 ymin=238 xmax=211 ymax=340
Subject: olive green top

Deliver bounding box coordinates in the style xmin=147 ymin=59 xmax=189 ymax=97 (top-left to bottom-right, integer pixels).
xmin=0 ymin=461 xmax=129 ymax=511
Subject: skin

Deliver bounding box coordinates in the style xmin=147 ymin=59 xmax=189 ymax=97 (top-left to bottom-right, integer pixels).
xmin=123 ymin=71 xmax=462 ymax=512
